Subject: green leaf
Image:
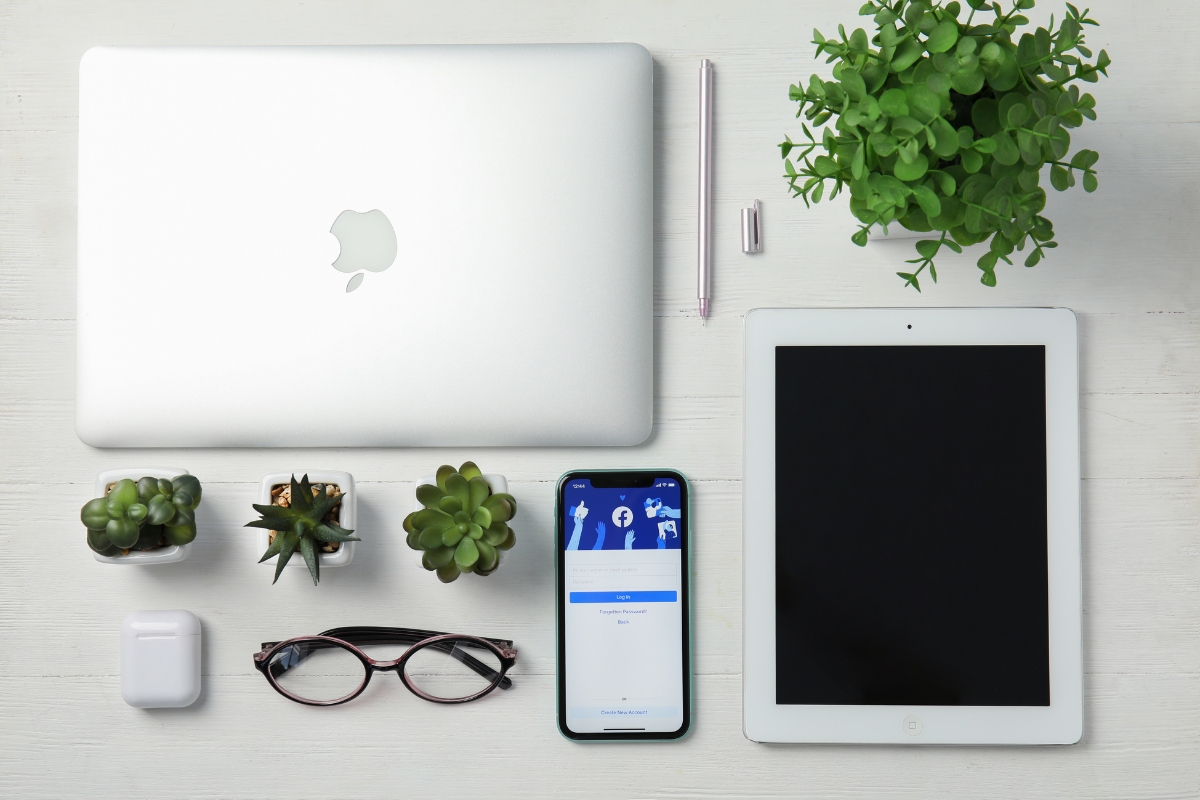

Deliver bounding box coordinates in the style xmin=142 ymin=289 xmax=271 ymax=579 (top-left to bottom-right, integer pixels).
xmin=147 ymin=494 xmax=177 ymax=525
xmin=950 ymin=67 xmax=985 ymax=95
xmin=257 ymin=532 xmax=284 ymax=562
xmin=851 ymin=144 xmax=866 ymax=180
xmin=109 ymin=479 xmax=138 ymax=508
xmin=926 ymin=72 xmax=952 ymax=97
xmin=483 ymin=495 xmax=514 ymax=523
xmin=925 ymin=20 xmax=959 ymax=53
xmin=483 ymin=522 xmax=509 ymax=546
xmin=915 ymin=238 xmax=941 ymax=259
xmin=990 ymin=130 xmax=1021 ymax=165
xmin=441 ymin=525 xmax=464 ymax=547
xmin=897 ymin=271 xmax=921 ymax=291
xmin=438 ymin=495 xmax=462 ymax=514
xmin=851 ymin=227 xmax=870 ymax=246
xmin=172 ymin=475 xmax=202 ymax=508
xmin=893 ymin=153 xmax=929 ymax=182
xmin=929 ymin=170 xmax=956 ymax=196
xmin=455 ymin=537 xmax=480 ymax=570
xmin=1083 ymin=171 xmax=1098 ymax=192
xmin=840 ymin=68 xmax=867 ymax=101
xmin=906 ymin=85 xmax=940 ymax=119
xmin=971 ymin=98 xmax=1001 ymax=136
xmin=444 ymin=472 xmax=470 ymax=511
xmin=413 ymin=508 xmax=453 ymax=529
xmin=1025 ymin=248 xmax=1042 ymax=267
xmin=961 ymin=148 xmax=983 ymax=173
xmin=891 ymin=39 xmax=924 ymax=73
xmin=475 ymin=539 xmax=499 ymax=573
xmin=472 ymin=505 xmax=493 ymax=530
xmin=1071 ymin=149 xmax=1099 ymax=169
xmin=423 ymin=545 xmax=456 ymax=570
xmin=436 ymin=562 xmax=461 ymax=583
xmin=930 ymin=118 xmax=959 ymax=158
xmin=289 ymin=475 xmax=311 ymax=513
xmin=136 ymin=477 xmax=161 ymax=505
xmin=435 ymin=464 xmax=456 ymax=492
xmin=273 ymin=531 xmax=299 ymax=583
xmin=813 ymin=155 xmax=839 ymax=176
xmin=869 ymin=131 xmax=899 ymax=156
xmin=300 ymin=535 xmax=319 ymax=585
xmin=312 ymin=524 xmax=359 ymax=543
xmin=912 ymin=186 xmax=942 ymax=217
xmin=467 ymin=476 xmax=490 ymax=514
xmin=1034 ymin=27 xmax=1052 ymax=58
xmin=1006 ymin=102 xmax=1030 ymax=128
xmin=420 ymin=525 xmax=449 ymax=549
xmin=879 ymin=87 xmax=908 ymax=117
xmin=415 ymin=483 xmax=444 ymax=509
xmin=81 ymin=497 xmax=110 ymax=530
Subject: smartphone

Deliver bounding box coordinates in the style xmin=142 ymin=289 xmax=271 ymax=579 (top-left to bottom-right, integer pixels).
xmin=556 ymin=470 xmax=691 ymax=741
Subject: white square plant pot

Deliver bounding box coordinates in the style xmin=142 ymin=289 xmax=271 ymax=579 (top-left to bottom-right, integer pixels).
xmin=93 ymin=468 xmax=193 ymax=565
xmin=414 ymin=474 xmax=507 ymax=513
xmin=257 ymin=471 xmax=356 ymax=570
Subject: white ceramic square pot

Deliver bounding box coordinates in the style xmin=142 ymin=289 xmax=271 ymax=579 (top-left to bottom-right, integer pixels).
xmin=257 ymin=471 xmax=356 ymax=569
xmin=93 ymin=468 xmax=193 ymax=565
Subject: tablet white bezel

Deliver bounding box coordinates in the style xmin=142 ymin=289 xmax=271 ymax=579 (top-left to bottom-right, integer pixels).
xmin=743 ymin=308 xmax=1082 ymax=745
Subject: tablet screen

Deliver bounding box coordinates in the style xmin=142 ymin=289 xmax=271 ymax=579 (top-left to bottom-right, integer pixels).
xmin=775 ymin=345 xmax=1049 ymax=706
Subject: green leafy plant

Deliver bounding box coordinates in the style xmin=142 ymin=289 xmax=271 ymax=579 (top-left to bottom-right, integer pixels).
xmin=404 ymin=462 xmax=517 ymax=583
xmin=780 ymin=0 xmax=1109 ymax=289
xmin=247 ymin=474 xmax=359 ymax=585
xmin=81 ymin=474 xmax=203 ymax=556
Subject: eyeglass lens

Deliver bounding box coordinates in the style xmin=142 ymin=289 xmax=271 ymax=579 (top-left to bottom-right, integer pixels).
xmin=269 ymin=641 xmax=365 ymax=703
xmin=404 ymin=639 xmax=503 ymax=700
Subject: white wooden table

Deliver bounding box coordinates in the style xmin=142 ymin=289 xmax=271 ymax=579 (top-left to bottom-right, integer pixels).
xmin=1 ymin=1 xmax=1195 ymax=797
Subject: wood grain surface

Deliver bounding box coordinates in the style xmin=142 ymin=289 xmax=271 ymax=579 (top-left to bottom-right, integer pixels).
xmin=0 ymin=1 xmax=1196 ymax=797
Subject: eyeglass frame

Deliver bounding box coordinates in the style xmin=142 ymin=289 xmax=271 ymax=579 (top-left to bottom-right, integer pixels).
xmin=252 ymin=625 xmax=518 ymax=706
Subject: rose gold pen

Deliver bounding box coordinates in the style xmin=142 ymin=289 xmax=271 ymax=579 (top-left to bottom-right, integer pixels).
xmin=697 ymin=58 xmax=713 ymax=319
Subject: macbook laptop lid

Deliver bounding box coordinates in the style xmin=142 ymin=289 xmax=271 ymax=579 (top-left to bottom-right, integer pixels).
xmin=77 ymin=44 xmax=652 ymax=447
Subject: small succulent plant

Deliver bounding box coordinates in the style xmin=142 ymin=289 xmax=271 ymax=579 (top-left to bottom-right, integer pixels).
xmin=81 ymin=474 xmax=203 ymax=556
xmin=247 ymin=474 xmax=359 ymax=585
xmin=404 ymin=462 xmax=517 ymax=583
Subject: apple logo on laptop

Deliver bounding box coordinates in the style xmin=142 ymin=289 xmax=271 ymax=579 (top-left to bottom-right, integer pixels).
xmin=330 ymin=209 xmax=398 ymax=293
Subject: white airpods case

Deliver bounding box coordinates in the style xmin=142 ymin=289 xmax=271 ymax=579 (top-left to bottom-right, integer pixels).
xmin=121 ymin=610 xmax=201 ymax=708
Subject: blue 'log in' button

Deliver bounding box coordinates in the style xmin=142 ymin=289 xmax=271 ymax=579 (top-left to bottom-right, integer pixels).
xmin=569 ymin=591 xmax=678 ymax=603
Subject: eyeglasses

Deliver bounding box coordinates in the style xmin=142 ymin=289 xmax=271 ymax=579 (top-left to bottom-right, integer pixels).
xmin=252 ymin=626 xmax=518 ymax=706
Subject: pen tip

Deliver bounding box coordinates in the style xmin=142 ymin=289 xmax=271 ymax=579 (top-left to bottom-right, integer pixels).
xmin=699 ymin=299 xmax=709 ymax=318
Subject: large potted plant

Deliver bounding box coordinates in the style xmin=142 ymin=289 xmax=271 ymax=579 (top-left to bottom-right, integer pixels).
xmin=248 ymin=472 xmax=359 ymax=585
xmin=780 ymin=0 xmax=1110 ymax=289
xmin=81 ymin=469 xmax=203 ymax=564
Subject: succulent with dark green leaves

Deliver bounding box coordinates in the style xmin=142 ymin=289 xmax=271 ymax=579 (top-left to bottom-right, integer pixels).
xmin=81 ymin=474 xmax=203 ymax=556
xmin=247 ymin=474 xmax=359 ymax=585
xmin=404 ymin=462 xmax=517 ymax=583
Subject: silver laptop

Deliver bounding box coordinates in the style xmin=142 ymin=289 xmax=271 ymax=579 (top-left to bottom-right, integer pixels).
xmin=77 ymin=44 xmax=652 ymax=447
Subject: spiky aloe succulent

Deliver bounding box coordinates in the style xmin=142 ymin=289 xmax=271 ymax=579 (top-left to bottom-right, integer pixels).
xmin=81 ymin=474 xmax=203 ymax=556
xmin=404 ymin=462 xmax=517 ymax=583
xmin=247 ymin=474 xmax=359 ymax=585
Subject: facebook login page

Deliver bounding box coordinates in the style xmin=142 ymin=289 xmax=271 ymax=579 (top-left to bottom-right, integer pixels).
xmin=562 ymin=477 xmax=684 ymax=734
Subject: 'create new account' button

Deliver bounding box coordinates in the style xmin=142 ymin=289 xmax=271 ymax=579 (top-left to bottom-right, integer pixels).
xmin=569 ymin=591 xmax=677 ymax=603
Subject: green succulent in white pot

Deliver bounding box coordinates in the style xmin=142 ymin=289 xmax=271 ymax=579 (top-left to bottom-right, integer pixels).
xmin=404 ymin=462 xmax=517 ymax=583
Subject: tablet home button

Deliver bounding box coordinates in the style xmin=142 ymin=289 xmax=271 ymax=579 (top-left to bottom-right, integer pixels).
xmin=902 ymin=715 xmax=923 ymax=736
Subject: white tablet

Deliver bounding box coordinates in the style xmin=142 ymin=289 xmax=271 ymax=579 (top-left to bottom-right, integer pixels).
xmin=743 ymin=308 xmax=1082 ymax=745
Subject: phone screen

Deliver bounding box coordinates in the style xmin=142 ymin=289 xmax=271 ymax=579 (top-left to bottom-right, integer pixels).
xmin=557 ymin=472 xmax=690 ymax=739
